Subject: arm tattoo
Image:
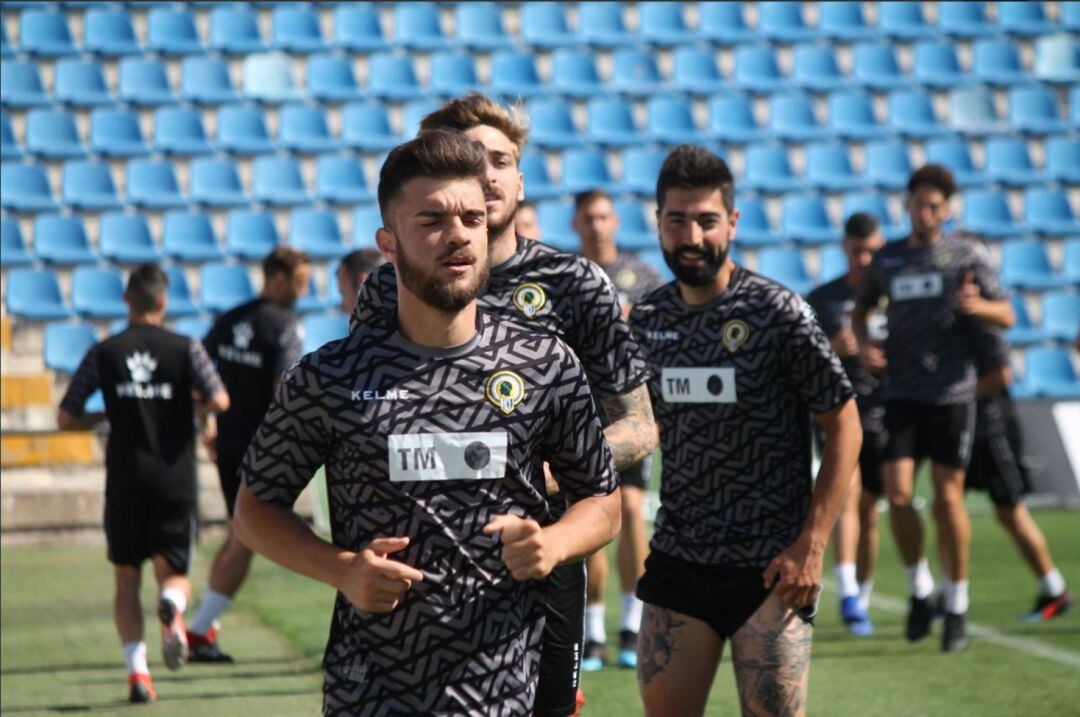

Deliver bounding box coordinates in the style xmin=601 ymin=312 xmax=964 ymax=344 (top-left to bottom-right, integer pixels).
xmin=600 ymin=383 xmax=658 ymax=471
xmin=637 ymin=605 xmax=685 ymax=689
xmin=732 ymin=615 xmax=813 ymax=717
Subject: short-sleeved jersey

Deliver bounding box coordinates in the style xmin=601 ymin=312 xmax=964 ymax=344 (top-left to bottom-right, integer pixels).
xmin=349 ymin=237 xmax=649 ymax=400
xmin=857 ymin=234 xmax=1007 ymax=405
xmin=241 ymin=312 xmax=616 ymax=716
xmin=601 ymin=253 xmax=666 ymax=308
xmin=974 ymin=327 xmax=1014 ymax=440
xmin=630 ymin=267 xmax=855 ymax=568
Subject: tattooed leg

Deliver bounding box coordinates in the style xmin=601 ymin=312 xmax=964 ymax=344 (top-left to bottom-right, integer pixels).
xmin=637 ymin=603 xmax=723 ymax=717
xmin=730 ymin=593 xmax=814 ymax=717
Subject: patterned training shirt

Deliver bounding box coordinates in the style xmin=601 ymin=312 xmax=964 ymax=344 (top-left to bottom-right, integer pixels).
xmin=600 ymin=253 xmax=666 ymax=308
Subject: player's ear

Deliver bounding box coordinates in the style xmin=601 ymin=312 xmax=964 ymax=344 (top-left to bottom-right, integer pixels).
xmin=375 ymin=227 xmax=396 ymax=262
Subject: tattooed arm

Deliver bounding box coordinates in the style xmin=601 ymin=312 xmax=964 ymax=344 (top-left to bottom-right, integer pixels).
xmin=600 ymin=382 xmax=659 ymax=471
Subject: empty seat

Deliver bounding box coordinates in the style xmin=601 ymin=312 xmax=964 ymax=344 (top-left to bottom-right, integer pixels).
xmin=84 ymin=9 xmax=141 ymax=56
xmin=342 ymin=103 xmax=401 ymax=151
xmin=279 ymin=104 xmax=336 ymax=153
xmin=333 ymin=4 xmax=388 ymax=52
xmin=743 ymin=144 xmax=801 ymax=193
xmin=19 ymin=9 xmax=78 ymax=57
xmin=89 ymin=108 xmax=149 ymax=156
xmin=818 ymin=246 xmax=848 ymax=283
xmin=611 ymin=49 xmax=665 ymax=96
xmin=1065 ymin=239 xmax=1080 ymax=283
xmin=210 ymin=6 xmax=265 ymax=54
xmin=646 ymin=96 xmax=700 ymax=145
xmin=455 ymin=3 xmax=512 ymax=51
xmin=190 ymin=157 xmax=248 ymax=207
xmin=1010 ymin=86 xmax=1067 ymax=134
xmin=253 ymin=156 xmax=311 ymax=206
xmin=617 ymin=148 xmax=663 ymax=198
xmin=1034 ymin=34 xmax=1080 ymax=84
xmin=528 ymin=98 xmax=583 ymax=149
xmin=429 ymin=53 xmax=480 ymax=97
xmin=792 ymin=45 xmax=845 ymax=92
xmin=5 ymin=268 xmax=72 ymax=320
xmin=301 ymin=309 xmax=350 ymax=349
xmin=45 ymin=323 xmax=99 ymax=375
xmin=758 ymin=2 xmax=815 ymax=43
xmin=769 ymin=93 xmax=827 ymax=141
xmin=307 ymin=53 xmax=363 ymax=102
xmin=173 ymin=316 xmax=211 ymax=342
xmin=163 ymin=265 xmax=199 ymax=317
xmin=181 ymin=57 xmax=238 ymax=105
xmin=0 ymin=21 xmax=11 ymax=58
xmin=72 ymin=267 xmax=128 ymax=318
xmin=961 ymin=190 xmax=1024 ymax=237
xmin=998 ymin=2 xmax=1055 ymax=36
xmin=852 ymin=44 xmax=906 ymax=90
xmin=54 ymin=59 xmax=113 ymax=107
xmin=985 ymin=138 xmax=1041 ymax=186
xmin=1023 ymin=348 xmax=1080 ymax=399
xmin=26 ymin=109 xmax=86 ymax=158
xmin=34 ymin=214 xmax=95 ymax=265
xmin=200 ymin=263 xmax=255 ymax=313
xmin=226 ymin=209 xmax=280 ymax=259
xmin=289 ymin=209 xmax=348 ymax=258
xmin=699 ymin=2 xmax=755 ymax=43
xmin=367 ymin=53 xmax=423 ymax=100
xmin=353 ymin=206 xmax=383 ymax=248
xmin=949 ymin=88 xmax=1005 ymax=135
xmin=864 ymin=140 xmax=912 ymax=190
xmin=2 ymin=60 xmax=49 ymax=107
xmin=733 ymin=196 xmax=779 ymax=245
xmin=1024 ymin=189 xmax=1078 ymax=236
xmin=924 ymin=139 xmax=984 ymax=188
xmin=939 ymin=2 xmax=994 ymax=37
xmin=402 ymin=99 xmax=440 ymax=138
xmin=100 ymin=212 xmax=161 ymax=263
xmin=521 ymin=3 xmax=575 ymax=49
xmin=489 ymin=51 xmax=545 ymax=99
xmin=819 ymin=2 xmax=874 ymax=40
xmin=578 ymin=2 xmax=634 ymax=47
xmin=587 ymin=98 xmax=641 ymax=147
xmin=672 ymin=47 xmax=726 ymax=95
xmin=1001 ymin=239 xmax=1066 ymax=290
xmin=1 ymin=164 xmax=56 ymax=212
xmin=841 ymin=192 xmax=906 ymax=239
xmin=1071 ymin=86 xmax=1080 ymax=129
xmin=1 ymin=218 xmax=32 ymax=266
xmin=973 ymin=39 xmax=1029 ymax=86
xmin=1005 ymin=295 xmax=1044 ymax=346
xmin=243 ymin=52 xmax=301 ymax=103
xmin=315 ymin=154 xmax=374 ymax=204
xmin=393 ymin=3 xmax=449 ymax=50
xmin=888 ymin=90 xmax=946 ymax=138
xmin=611 ymin=200 xmax=653 ymax=250
xmin=1045 ymin=137 xmax=1080 ymax=184
xmin=62 ymin=160 xmax=121 ymax=211
xmin=535 ymin=201 xmax=577 ymax=251
xmin=827 ymin=91 xmax=885 ymax=140
xmin=0 ymin=112 xmax=18 ymax=160
xmin=217 ymin=104 xmax=276 ymax=154
xmin=154 ymin=106 xmax=213 ymax=155
xmin=519 ymin=151 xmax=559 ymax=201
xmin=147 ymin=7 xmax=203 ymax=55
xmin=878 ymin=2 xmax=934 ymax=39
xmin=707 ymin=94 xmax=760 ymax=143
xmin=781 ymin=194 xmax=837 ymax=244
xmin=1043 ymin=293 xmax=1080 ymax=341
xmin=804 ymin=143 xmax=861 ymax=192
xmin=732 ymin=46 xmax=787 ymax=93
xmin=561 ymin=149 xmax=621 ymax=195
xmin=1064 ymin=2 xmax=1080 ymax=31
xmin=118 ymin=58 xmax=175 ymax=106
xmin=913 ymin=42 xmax=966 ymax=88
xmin=127 ymin=159 xmax=186 ymax=209
xmin=551 ymin=50 xmax=605 ymax=98
xmin=758 ymin=247 xmax=813 ymax=294
xmin=639 ymin=2 xmax=695 ymax=46
xmin=273 ymin=4 xmax=326 ymax=53
xmin=163 ymin=210 xmax=224 ymax=262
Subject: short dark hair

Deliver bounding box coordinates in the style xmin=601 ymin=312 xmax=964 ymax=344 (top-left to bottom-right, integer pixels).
xmin=574 ymin=189 xmax=612 ymax=212
xmin=907 ymin=164 xmax=957 ymax=199
xmin=844 ymin=212 xmax=880 ymax=241
xmin=656 ymin=145 xmax=735 ymax=213
xmin=125 ymin=263 xmax=168 ymax=314
xmin=419 ymin=92 xmax=529 ymax=161
xmin=339 ymin=248 xmax=384 ymax=278
xmin=263 ymin=246 xmax=311 ymax=281
xmin=377 ymin=129 xmax=488 ymax=225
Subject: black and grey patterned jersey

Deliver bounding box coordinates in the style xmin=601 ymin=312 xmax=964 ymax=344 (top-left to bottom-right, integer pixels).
xmin=349 ymin=236 xmax=649 ymax=399
xmin=807 ymin=276 xmax=887 ymax=433
xmin=857 ymin=234 xmax=1007 ymax=405
xmin=240 ymin=312 xmax=616 ymax=716
xmin=630 ymin=267 xmax=855 ymax=568
xmin=974 ymin=327 xmax=1014 ymax=440
xmin=601 ymin=253 xmax=666 ymax=308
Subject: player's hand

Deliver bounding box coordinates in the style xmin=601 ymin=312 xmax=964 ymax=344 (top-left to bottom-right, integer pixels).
xmin=484 ymin=514 xmax=560 ymax=581
xmin=337 ymin=537 xmax=424 ymax=614
xmin=956 ymin=271 xmax=985 ymax=318
xmin=830 ymin=329 xmax=859 ymax=359
xmin=201 ymin=428 xmax=217 ymax=462
xmin=763 ymin=537 xmax=824 ymax=612
xmin=543 ymin=462 xmax=560 ymax=497
xmin=858 ymin=344 xmax=887 ymax=373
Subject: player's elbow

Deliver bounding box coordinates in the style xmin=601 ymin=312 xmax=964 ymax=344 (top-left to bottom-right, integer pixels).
xmin=209 ymin=390 xmax=230 ymax=414
xmin=56 ymin=410 xmax=77 ymax=431
xmin=601 ymin=488 xmax=622 ymax=544
xmin=820 ymin=399 xmax=863 ymax=452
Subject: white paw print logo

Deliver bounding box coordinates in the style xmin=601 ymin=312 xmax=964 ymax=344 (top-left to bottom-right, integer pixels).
xmin=126 ymin=352 xmax=157 ymax=383
xmin=232 ymin=322 xmax=254 ymax=350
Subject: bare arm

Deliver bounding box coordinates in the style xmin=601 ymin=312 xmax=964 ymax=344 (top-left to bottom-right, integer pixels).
xmin=57 ymin=409 xmax=105 ymax=431
xmin=976 ymin=365 xmax=1011 ymax=400
xmin=599 ymin=383 xmax=659 ymax=470
xmin=959 ymin=297 xmax=1015 ymax=328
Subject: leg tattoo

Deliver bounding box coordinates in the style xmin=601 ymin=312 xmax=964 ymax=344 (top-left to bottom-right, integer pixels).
xmin=732 ymin=606 xmax=814 ymax=717
xmin=636 ymin=605 xmax=686 ymax=689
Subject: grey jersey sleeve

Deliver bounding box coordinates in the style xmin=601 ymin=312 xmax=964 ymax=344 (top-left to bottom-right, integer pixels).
xmin=189 ymin=339 xmax=225 ymax=397
xmin=274 ymin=316 xmax=304 ymax=377
xmin=59 ymin=345 xmax=101 ymax=416
xmin=780 ymin=295 xmax=856 ymax=415
xmin=969 ymin=242 xmax=1008 ymax=301
xmin=348 ymin=263 xmax=398 ymax=333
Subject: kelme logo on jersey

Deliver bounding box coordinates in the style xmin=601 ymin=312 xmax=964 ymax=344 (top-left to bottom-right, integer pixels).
xmin=233 ymin=322 xmax=254 ymax=349
xmin=486 ymin=370 xmax=526 ymax=414
xmin=512 ymin=283 xmax=547 ymax=318
xmin=126 ymin=352 xmax=157 ymax=383
xmin=721 ymin=319 xmax=750 ymax=352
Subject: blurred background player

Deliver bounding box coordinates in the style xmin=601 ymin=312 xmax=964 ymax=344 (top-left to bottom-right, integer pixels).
xmin=58 ymin=264 xmax=228 ymax=703
xmin=807 ymin=212 xmax=888 ymax=636
xmin=572 ymin=189 xmax=664 ymax=671
xmin=336 ymin=248 xmax=386 ymax=315
xmin=516 ymin=201 xmax=542 ymax=241
xmin=187 ymin=248 xmax=310 ymax=662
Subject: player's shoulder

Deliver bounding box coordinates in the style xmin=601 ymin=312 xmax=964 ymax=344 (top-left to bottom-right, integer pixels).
xmin=628 ymin=281 xmax=679 ymax=317
xmin=944 ymin=231 xmax=992 ymax=262
xmin=737 ymin=266 xmax=817 ymax=321
xmin=481 ymin=310 xmax=571 ymax=356
xmin=806 ymin=275 xmax=846 ymax=304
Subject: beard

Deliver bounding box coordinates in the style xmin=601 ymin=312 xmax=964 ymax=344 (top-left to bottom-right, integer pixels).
xmin=662 ymin=240 xmax=730 ymax=287
xmin=396 ymin=239 xmax=491 ymax=313
xmin=487 ymin=191 xmax=520 ymax=239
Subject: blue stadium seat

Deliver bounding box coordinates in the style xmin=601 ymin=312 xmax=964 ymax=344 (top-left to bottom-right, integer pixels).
xmin=613 ymin=200 xmax=654 ymax=251
xmin=1005 ymin=295 xmax=1044 ymax=346
xmin=1042 ymin=293 xmax=1080 ymax=341
xmin=217 ymin=104 xmax=276 ymax=154
xmin=1 ymin=218 xmax=32 ymax=266
xmin=163 ymin=265 xmax=199 ymax=317
xmin=163 ymin=211 xmax=224 ymax=262
xmin=985 ymin=138 xmax=1041 ymax=186
xmin=997 ymin=2 xmax=1055 ymax=36
xmin=44 ymin=323 xmax=99 ymax=375
xmin=100 ymin=212 xmax=161 ymax=264
xmin=489 ymin=51 xmax=545 ymax=99
xmin=878 ymin=2 xmax=934 ymax=39
xmin=938 ymin=2 xmax=994 ymax=37
xmin=535 ymin=201 xmax=576 ymax=251
xmin=0 ymin=112 xmax=19 ymax=160
xmin=294 ymin=275 xmax=327 ymax=315
xmin=89 ymin=108 xmax=149 ymax=156
xmin=181 ymin=57 xmax=239 ymax=105
xmin=758 ymin=247 xmax=813 ymax=294
xmin=707 ymin=94 xmax=761 ymax=143
xmin=118 ymin=58 xmax=175 ymax=106
xmin=973 ymin=39 xmax=1029 ymax=86
xmin=1 ymin=59 xmax=50 ymax=107
xmin=769 ymin=93 xmax=827 ymax=141
xmin=33 ymin=214 xmax=94 ymax=265
xmin=587 ymin=97 xmax=641 ymax=147
xmin=84 ymin=9 xmax=141 ymax=56
xmin=646 ymin=96 xmax=700 ymax=145
xmin=699 ymin=2 xmax=755 ymax=43
xmin=520 ymin=3 xmax=575 ymax=49
xmin=1025 ymin=189 xmax=1079 ymax=236
xmin=253 ymin=156 xmax=311 ymax=206
xmin=1072 ymin=86 xmax=1080 ymax=129
xmin=913 ymin=42 xmax=966 ymax=88
xmin=273 ymin=4 xmax=326 ymax=53
xmin=578 ymin=2 xmax=634 ymax=48
xmin=0 ymin=21 xmax=11 ymax=58
xmin=827 ymin=91 xmax=886 ymax=140
xmin=792 ymin=45 xmax=845 ymax=92
xmin=743 ymin=144 xmax=801 ymax=193
xmin=394 ymin=3 xmax=450 ymax=51
xmin=804 ymin=143 xmax=861 ymax=192
xmin=173 ymin=316 xmax=211 ymax=342
xmin=758 ymin=2 xmax=815 ymax=43
xmin=672 ymin=47 xmax=726 ymax=95
xmin=26 ymin=109 xmax=86 ymax=159
xmin=289 ymin=208 xmax=348 ymax=259
xmin=352 ymin=206 xmax=382 ymax=248
xmin=367 ymin=53 xmax=423 ymax=101
xmin=1064 ymin=239 xmax=1080 ymax=283
xmin=20 ymin=10 xmax=78 ymax=57
xmin=865 ymin=140 xmax=912 ymax=190
xmin=127 ymin=159 xmax=186 ymax=209
xmin=841 ymin=192 xmax=907 ymax=240
xmin=1065 ymin=2 xmax=1080 ymax=31
xmin=1035 ymin=34 xmax=1080 ymax=84
xmin=1010 ymin=86 xmax=1067 ymax=134
xmin=519 ymin=151 xmax=559 ymax=201
xmin=621 ymin=147 xmax=666 ymax=197
xmin=733 ymin=196 xmax=779 ymax=245
xmin=200 ymin=263 xmax=255 ymax=313
xmin=147 ymin=7 xmax=203 ymax=55
xmin=1023 ymin=348 xmax=1080 ymax=399
xmin=612 ymin=49 xmax=665 ymax=96
xmin=961 ymin=190 xmax=1024 ymax=238
xmin=316 ymin=154 xmax=374 ymax=204
xmin=949 ymin=88 xmax=1005 ymax=135
xmin=852 ymin=43 xmax=906 ymax=90
xmin=54 ymin=59 xmax=113 ymax=107
xmin=72 ymin=266 xmax=128 ymax=318
xmin=402 ymin=99 xmax=441 ymax=138
xmin=154 ymin=106 xmax=213 ymax=155
xmin=638 ymin=249 xmax=674 ymax=282
xmin=639 ymin=2 xmax=695 ymax=46
xmin=429 ymin=52 xmax=480 ymax=97
xmin=781 ymin=194 xmax=837 ymax=244
xmin=333 ymin=4 xmax=389 ymax=52
xmin=888 ymin=90 xmax=946 ymax=138
xmin=6 ymin=268 xmax=72 ymax=320
xmin=819 ymin=2 xmax=873 ymax=40
xmin=1 ymin=164 xmax=56 ymax=212
xmin=62 ymin=160 xmax=121 ymax=211
xmin=190 ymin=157 xmax=248 ymax=207
xmin=561 ymin=149 xmax=621 ymax=195
xmin=732 ymin=45 xmax=787 ymax=93
xmin=342 ymin=103 xmax=401 ymax=151
xmin=1000 ymin=239 xmax=1065 ymax=290
xmin=226 ymin=209 xmax=280 ymax=259
xmin=307 ymin=54 xmax=363 ymax=102
xmin=210 ymin=6 xmax=265 ymax=54
xmin=1045 ymin=136 xmax=1080 ymax=184
xmin=279 ymin=104 xmax=336 ymax=153
xmin=818 ymin=245 xmax=848 ymax=283
xmin=551 ymin=50 xmax=606 ymax=98
xmin=924 ymin=138 xmax=985 ymax=188
xmin=455 ymin=3 xmax=512 ymax=51
xmin=242 ymin=52 xmax=301 ymax=103
xmin=302 ymin=314 xmax=348 ymax=353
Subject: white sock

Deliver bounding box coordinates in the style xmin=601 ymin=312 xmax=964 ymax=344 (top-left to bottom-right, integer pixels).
xmin=190 ymin=588 xmax=232 ymax=637
xmin=835 ymin=563 xmax=859 ymax=599
xmin=122 ymin=641 xmax=149 ymax=675
xmin=944 ymin=580 xmax=970 ymax=615
xmin=620 ymin=593 xmax=643 ymax=633
xmin=906 ymin=559 xmax=935 ymax=600
xmin=857 ymin=581 xmax=874 ymax=613
xmin=160 ymin=587 xmax=187 ymax=615
xmin=585 ymin=603 xmax=606 ymax=644
xmin=1040 ymin=568 xmax=1066 ymax=598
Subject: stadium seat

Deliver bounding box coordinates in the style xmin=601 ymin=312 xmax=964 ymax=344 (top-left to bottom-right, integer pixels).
xmin=217 ymin=104 xmax=276 ymax=154
xmin=949 ymin=88 xmax=1005 ymax=136
xmin=181 ymin=57 xmax=239 ymax=105
xmin=638 ymin=249 xmax=675 ymax=282
xmin=612 ymin=200 xmax=654 ymax=250
xmin=792 ymin=45 xmax=846 ymax=92
xmin=6 ymin=268 xmax=72 ymax=320
xmin=226 ymin=209 xmax=279 ymax=259
xmin=1072 ymin=86 xmax=1080 ymax=129
xmin=924 ymin=138 xmax=985 ymax=188
xmin=243 ymin=52 xmax=302 ymax=103
xmin=455 ymin=3 xmax=512 ymax=51
xmin=307 ymin=54 xmax=364 ymax=103
xmin=0 ymin=60 xmax=49 ymax=107
xmin=961 ymin=190 xmax=1025 ymax=238
xmin=938 ymin=2 xmax=994 ymax=37
xmin=147 ymin=7 xmax=203 ymax=55
xmin=1042 ymin=292 xmax=1080 ymax=341
xmin=289 ymin=208 xmax=348 ymax=259
xmin=1 ymin=164 xmax=56 ymax=212
xmin=578 ymin=2 xmax=634 ymax=47
xmin=998 ymin=2 xmax=1055 ymax=36
xmin=296 ymin=277 xmax=327 ymax=315
xmin=1063 ymin=239 xmax=1080 ymax=283
xmin=353 ymin=206 xmax=382 ymax=248
xmin=699 ymin=2 xmax=755 ymax=43
xmin=769 ymin=93 xmax=827 ymax=141
xmin=54 ymin=59 xmax=113 ymax=107
xmin=733 ymin=196 xmax=779 ymax=245
xmin=200 ymin=263 xmax=255 ymax=313
xmin=0 ymin=112 xmax=19 ymax=160
xmin=84 ymin=8 xmax=141 ymax=56
xmin=732 ymin=46 xmax=787 ymax=93
xmin=72 ymin=267 xmax=128 ymax=318
xmin=44 ymin=323 xmax=99 ymax=375
xmin=561 ymin=149 xmax=622 ymax=195
xmin=302 ymin=314 xmax=348 ymax=353
xmin=1 ymin=218 xmax=32 ymax=266
xmin=393 ymin=3 xmax=450 ymax=51
xmin=646 ymin=96 xmax=700 ymax=145
xmin=126 ymin=159 xmax=185 ymax=209
xmin=758 ymin=247 xmax=813 ymax=294
xmin=878 ymin=2 xmax=934 ymax=39
xmin=842 ymin=192 xmax=907 ymax=240
xmin=163 ymin=210 xmax=224 ymax=262
xmin=1045 ymin=137 xmax=1080 ymax=184
xmin=118 ymin=58 xmax=175 ymax=106
xmin=190 ymin=157 xmax=248 ymax=207
xmin=639 ymin=2 xmax=695 ymax=46
xmin=984 ymin=138 xmax=1041 ymax=186
xmin=429 ymin=53 xmax=481 ymax=97
xmin=1000 ymin=239 xmax=1065 ymax=290
xmin=520 ymin=3 xmax=575 ymax=49
xmin=273 ymin=4 xmax=326 ymax=53
xmin=913 ymin=42 xmax=966 ymax=88
xmin=279 ymin=104 xmax=336 ymax=153
xmin=1010 ymin=86 xmax=1067 ymax=134
xmin=804 ymin=143 xmax=861 ymax=192
xmin=972 ymin=39 xmax=1029 ymax=85
xmin=852 ymin=44 xmax=906 ymax=90
xmin=672 ymin=47 xmax=726 ymax=95
xmin=341 ymin=103 xmax=401 ymax=151
xmin=210 ymin=6 xmax=265 ymax=54
xmin=315 ymin=154 xmax=374 ymax=204
xmin=173 ymin=316 xmax=211 ymax=342
xmin=818 ymin=245 xmax=848 ymax=283
xmin=1065 ymin=2 xmax=1080 ymax=31
xmin=402 ymin=99 xmax=441 ymax=138
xmin=89 ymin=108 xmax=149 ymax=157
xmin=587 ymin=97 xmax=641 ymax=147
xmin=367 ymin=53 xmax=423 ymax=101
xmin=253 ymin=156 xmax=311 ymax=206
xmin=99 ymin=213 xmax=161 ymax=264
xmin=888 ymin=90 xmax=947 ymax=138
xmin=743 ymin=144 xmax=801 ymax=193
xmin=827 ymin=91 xmax=886 ymax=140
xmin=551 ymin=50 xmax=606 ymax=98
xmin=154 ymin=107 xmax=212 ymax=155
xmin=1005 ymin=295 xmax=1044 ymax=346
xmin=33 ymin=214 xmax=93 ymax=265
xmin=488 ymin=51 xmax=545 ymax=99
xmin=612 ymin=49 xmax=665 ymax=96
xmin=535 ymin=201 xmax=577 ymax=251
xmin=619 ymin=148 xmax=665 ymax=197
xmin=865 ymin=140 xmax=912 ymax=190
xmin=781 ymin=194 xmax=837 ymax=244
xmin=163 ymin=265 xmax=199 ymax=317
xmin=758 ymin=2 xmax=815 ymax=43
xmin=333 ymin=4 xmax=389 ymax=52
xmin=19 ymin=9 xmax=78 ymax=57
xmin=1023 ymin=348 xmax=1080 ymax=399
xmin=25 ymin=109 xmax=86 ymax=159
xmin=1035 ymin=34 xmax=1080 ymax=84
xmin=0 ymin=21 xmax=11 ymax=58
xmin=1024 ymin=189 xmax=1079 ymax=236
xmin=62 ymin=160 xmax=121 ymax=211
xmin=819 ymin=2 xmax=874 ymax=40
xmin=519 ymin=151 xmax=559 ymax=201
xmin=707 ymin=94 xmax=761 ymax=143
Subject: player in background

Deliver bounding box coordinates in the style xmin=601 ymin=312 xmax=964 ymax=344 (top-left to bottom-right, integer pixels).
xmin=235 ymin=129 xmax=621 ymax=715
xmin=58 ymin=265 xmax=228 ymax=703
xmin=186 ymin=248 xmax=310 ymax=662
xmin=516 ymin=201 xmax=542 ymax=241
xmin=630 ymin=146 xmax=862 ymax=716
xmin=806 ymin=213 xmax=888 ymax=636
xmin=852 ymin=165 xmax=1016 ymax=652
xmin=572 ymin=189 xmax=664 ymax=670
xmin=336 ymin=249 xmax=385 ymax=315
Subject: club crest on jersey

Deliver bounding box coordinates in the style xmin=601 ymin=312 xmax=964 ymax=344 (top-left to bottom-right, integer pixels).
xmin=486 ymin=370 xmax=526 ymax=415
xmin=615 ymin=268 xmax=638 ymax=290
xmin=721 ymin=319 xmax=750 ymax=352
xmin=512 ymin=283 xmax=547 ymax=318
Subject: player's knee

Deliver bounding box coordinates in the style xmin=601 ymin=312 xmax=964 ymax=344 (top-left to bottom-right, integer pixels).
xmin=886 ymin=487 xmax=913 ymax=508
xmin=994 ymin=505 xmax=1020 ymax=529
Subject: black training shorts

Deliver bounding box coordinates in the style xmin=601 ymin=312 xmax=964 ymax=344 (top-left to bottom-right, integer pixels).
xmin=883 ymin=400 xmax=976 ymax=470
xmin=967 ymin=432 xmax=1032 ymax=508
xmin=105 ymin=495 xmax=196 ymax=574
xmin=534 ymin=561 xmax=586 ymax=717
xmin=216 ymin=445 xmax=244 ymax=518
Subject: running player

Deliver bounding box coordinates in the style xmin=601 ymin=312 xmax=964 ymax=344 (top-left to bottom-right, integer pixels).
xmin=349 ymin=93 xmax=657 ymax=717
xmin=58 ymin=264 xmax=228 ymax=704
xmin=572 ymin=189 xmax=664 ymax=670
xmin=234 ymin=129 xmax=621 ymax=715
xmin=187 ymin=247 xmax=310 ymax=661
xmin=336 ymin=248 xmax=385 ymax=314
xmin=852 ymin=165 xmax=1016 ymax=652
xmin=630 ymin=146 xmax=863 ymax=716
xmin=806 ymin=212 xmax=887 ymax=636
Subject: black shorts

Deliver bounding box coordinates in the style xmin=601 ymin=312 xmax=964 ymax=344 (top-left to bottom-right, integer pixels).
xmin=105 ymin=496 xmax=196 ymax=574
xmin=534 ymin=561 xmax=586 ymax=717
xmin=619 ymin=454 xmax=652 ymax=490
xmin=967 ymin=433 xmax=1032 ymax=508
xmin=859 ymin=429 xmax=885 ymax=496
xmin=216 ymin=448 xmax=243 ymax=518
xmin=883 ymin=400 xmax=975 ymax=470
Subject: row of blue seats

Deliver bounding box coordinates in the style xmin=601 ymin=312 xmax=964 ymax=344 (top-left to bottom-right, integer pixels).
xmin=3 ymin=3 xmax=1074 ymax=60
